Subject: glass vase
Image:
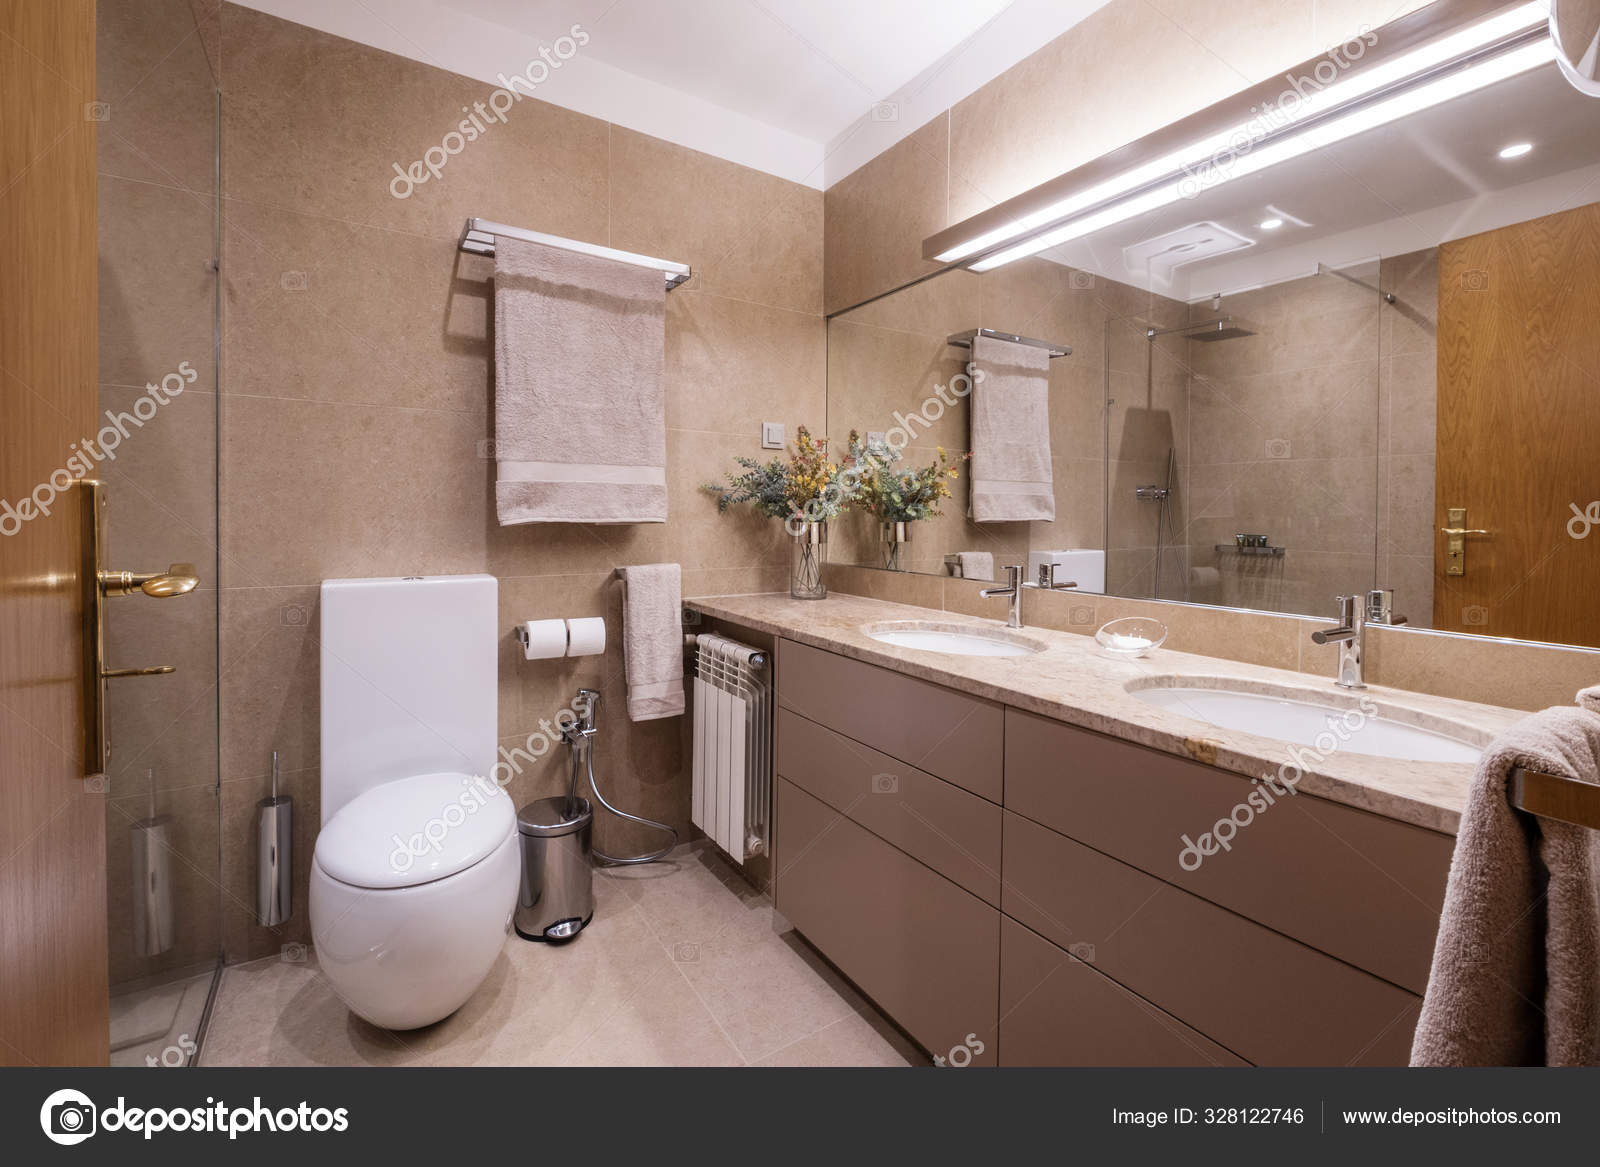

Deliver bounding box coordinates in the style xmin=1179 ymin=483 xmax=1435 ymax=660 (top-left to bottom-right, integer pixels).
xmin=790 ymin=521 xmax=828 ymax=600
xmin=880 ymin=521 xmax=911 ymax=572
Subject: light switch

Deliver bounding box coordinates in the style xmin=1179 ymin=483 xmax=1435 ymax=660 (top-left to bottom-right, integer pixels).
xmin=761 ymin=422 xmax=785 ymax=450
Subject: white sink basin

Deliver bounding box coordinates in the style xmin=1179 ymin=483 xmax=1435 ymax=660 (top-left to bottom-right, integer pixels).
xmin=862 ymin=621 xmax=1045 ymax=658
xmin=1128 ymin=679 xmax=1487 ymax=764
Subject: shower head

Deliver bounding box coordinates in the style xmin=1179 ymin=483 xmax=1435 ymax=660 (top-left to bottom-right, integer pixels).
xmin=1181 ymin=317 xmax=1257 ymax=342
xmin=1145 ymin=315 xmax=1257 ymax=342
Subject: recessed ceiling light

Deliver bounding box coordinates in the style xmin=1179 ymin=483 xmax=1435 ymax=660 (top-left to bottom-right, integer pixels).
xmin=1498 ymin=141 xmax=1533 ymax=158
xmin=1259 ymin=217 xmax=1284 ymax=230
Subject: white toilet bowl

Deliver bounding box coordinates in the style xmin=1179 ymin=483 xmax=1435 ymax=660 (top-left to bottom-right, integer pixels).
xmin=309 ymin=770 xmax=518 ymax=1030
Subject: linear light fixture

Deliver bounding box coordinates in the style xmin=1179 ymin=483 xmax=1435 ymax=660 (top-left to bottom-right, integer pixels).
xmin=935 ymin=1 xmax=1553 ymax=273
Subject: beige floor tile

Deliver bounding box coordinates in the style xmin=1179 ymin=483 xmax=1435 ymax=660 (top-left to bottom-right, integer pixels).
xmin=751 ymin=1008 xmax=922 ymax=1068
xmin=562 ymin=967 xmax=743 ymax=1067
xmin=201 ymin=839 xmax=909 ymax=1067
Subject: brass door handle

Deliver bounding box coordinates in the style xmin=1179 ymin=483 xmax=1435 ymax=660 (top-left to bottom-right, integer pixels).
xmin=101 ymin=665 xmax=177 ymax=679
xmin=1442 ymin=507 xmax=1488 ymax=578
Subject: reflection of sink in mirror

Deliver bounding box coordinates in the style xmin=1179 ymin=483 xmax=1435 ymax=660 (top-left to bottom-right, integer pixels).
xmin=1127 ymin=678 xmax=1487 ymax=764
xmin=862 ymin=621 xmax=1046 ymax=658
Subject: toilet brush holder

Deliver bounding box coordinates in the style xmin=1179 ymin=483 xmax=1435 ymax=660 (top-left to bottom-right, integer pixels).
xmin=256 ymin=751 xmax=292 ymax=927
xmin=130 ymin=767 xmax=175 ymax=957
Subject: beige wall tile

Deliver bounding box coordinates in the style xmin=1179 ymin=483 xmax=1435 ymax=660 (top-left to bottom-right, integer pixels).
xmin=610 ymin=126 xmax=823 ymax=316
xmin=823 ymin=114 xmax=949 ymax=314
xmin=204 ymin=7 xmax=824 ymax=963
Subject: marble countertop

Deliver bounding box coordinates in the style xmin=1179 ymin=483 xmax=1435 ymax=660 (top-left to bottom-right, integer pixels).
xmin=685 ymin=591 xmax=1530 ymax=835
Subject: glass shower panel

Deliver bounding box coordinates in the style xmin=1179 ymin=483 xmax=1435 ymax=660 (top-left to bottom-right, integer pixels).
xmin=96 ymin=0 xmax=221 ymax=1067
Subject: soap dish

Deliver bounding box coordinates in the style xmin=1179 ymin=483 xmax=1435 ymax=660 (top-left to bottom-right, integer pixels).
xmin=1095 ymin=616 xmax=1167 ymax=658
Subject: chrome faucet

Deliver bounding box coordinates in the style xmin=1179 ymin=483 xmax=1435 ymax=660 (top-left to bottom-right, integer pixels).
xmin=1311 ymin=595 xmax=1367 ymax=689
xmin=980 ymin=564 xmax=1025 ymax=628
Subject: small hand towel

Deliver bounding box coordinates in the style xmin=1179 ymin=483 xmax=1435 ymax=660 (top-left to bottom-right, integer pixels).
xmin=493 ymin=237 xmax=667 ymax=525
xmin=1410 ymin=697 xmax=1600 ymax=1066
xmin=955 ymin=551 xmax=994 ymax=582
xmin=622 ymin=563 xmax=684 ymax=721
xmin=969 ymin=333 xmax=1054 ymax=523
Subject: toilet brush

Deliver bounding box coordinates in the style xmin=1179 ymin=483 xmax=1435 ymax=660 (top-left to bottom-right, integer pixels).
xmin=130 ymin=767 xmax=175 ymax=957
xmin=256 ymin=751 xmax=293 ymax=926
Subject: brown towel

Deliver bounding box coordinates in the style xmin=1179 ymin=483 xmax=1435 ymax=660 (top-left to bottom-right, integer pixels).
xmin=493 ymin=237 xmax=667 ymax=525
xmin=1410 ymin=696 xmax=1600 ymax=1066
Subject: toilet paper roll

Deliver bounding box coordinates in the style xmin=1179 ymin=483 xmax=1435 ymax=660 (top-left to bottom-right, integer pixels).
xmin=565 ymin=617 xmax=606 ymax=658
xmin=518 ymin=619 xmax=568 ymax=661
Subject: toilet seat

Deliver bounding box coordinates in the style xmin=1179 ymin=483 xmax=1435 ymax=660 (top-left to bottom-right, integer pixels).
xmin=315 ymin=770 xmax=513 ymax=890
xmin=309 ymin=770 xmax=519 ymax=1030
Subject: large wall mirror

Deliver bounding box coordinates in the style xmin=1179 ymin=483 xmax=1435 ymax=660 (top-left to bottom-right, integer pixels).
xmin=827 ymin=0 xmax=1600 ymax=651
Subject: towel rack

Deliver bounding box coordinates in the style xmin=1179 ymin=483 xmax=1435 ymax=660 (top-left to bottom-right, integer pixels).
xmin=1508 ymin=766 xmax=1600 ymax=830
xmin=947 ymin=327 xmax=1071 ymax=358
xmin=458 ymin=218 xmax=692 ymax=290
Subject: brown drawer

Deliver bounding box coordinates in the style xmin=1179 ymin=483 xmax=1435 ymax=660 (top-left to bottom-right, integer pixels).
xmin=1003 ymin=811 xmax=1420 ymax=1066
xmin=777 ymin=707 xmax=1002 ymax=904
xmin=778 ymin=639 xmax=1003 ymax=802
xmin=1004 ymin=709 xmax=1451 ymax=994
xmin=1000 ymin=917 xmax=1248 ymax=1066
xmin=776 ymin=778 xmax=999 ymax=1063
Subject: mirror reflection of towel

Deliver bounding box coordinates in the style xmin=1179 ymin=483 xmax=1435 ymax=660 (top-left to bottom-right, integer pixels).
xmin=969 ymin=334 xmax=1054 ymax=522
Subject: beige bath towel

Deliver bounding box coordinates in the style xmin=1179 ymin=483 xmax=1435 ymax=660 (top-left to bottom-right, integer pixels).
xmin=622 ymin=563 xmax=684 ymax=721
xmin=955 ymin=551 xmax=994 ymax=582
xmin=493 ymin=237 xmax=667 ymax=525
xmin=969 ymin=334 xmax=1054 ymax=523
xmin=1410 ymin=697 xmax=1600 ymax=1066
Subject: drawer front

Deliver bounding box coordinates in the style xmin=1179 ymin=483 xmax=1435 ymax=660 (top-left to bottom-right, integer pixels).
xmin=776 ymin=778 xmax=999 ymax=1063
xmin=1004 ymin=709 xmax=1451 ymax=994
xmin=777 ymin=707 xmax=1002 ymax=904
xmin=1003 ymin=811 xmax=1419 ymax=1066
xmin=1000 ymin=917 xmax=1248 ymax=1067
xmin=778 ymin=639 xmax=1003 ymax=802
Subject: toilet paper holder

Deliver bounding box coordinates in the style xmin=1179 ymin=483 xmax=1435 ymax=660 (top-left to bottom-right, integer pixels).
xmin=514 ymin=622 xmax=561 ymax=653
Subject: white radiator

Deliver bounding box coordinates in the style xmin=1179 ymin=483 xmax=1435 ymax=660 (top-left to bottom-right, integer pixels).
xmin=691 ymin=633 xmax=771 ymax=864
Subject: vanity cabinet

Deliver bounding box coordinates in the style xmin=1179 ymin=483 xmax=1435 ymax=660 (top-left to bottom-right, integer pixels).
xmin=771 ymin=638 xmax=1452 ymax=1067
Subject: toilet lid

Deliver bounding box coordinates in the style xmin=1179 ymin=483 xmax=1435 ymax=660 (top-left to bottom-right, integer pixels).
xmin=315 ymin=771 xmax=515 ymax=890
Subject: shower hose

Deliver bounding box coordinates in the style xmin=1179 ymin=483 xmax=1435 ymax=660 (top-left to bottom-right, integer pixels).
xmin=565 ymin=731 xmax=677 ymax=865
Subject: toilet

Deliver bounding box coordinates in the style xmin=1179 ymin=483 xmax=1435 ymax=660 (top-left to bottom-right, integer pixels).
xmin=310 ymin=574 xmax=517 ymax=1030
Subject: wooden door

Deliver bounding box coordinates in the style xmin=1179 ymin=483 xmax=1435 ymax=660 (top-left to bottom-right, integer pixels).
xmin=0 ymin=0 xmax=107 ymax=1065
xmin=1434 ymin=202 xmax=1600 ymax=648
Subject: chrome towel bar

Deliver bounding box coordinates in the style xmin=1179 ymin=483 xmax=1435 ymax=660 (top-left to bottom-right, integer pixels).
xmin=459 ymin=218 xmax=691 ymax=289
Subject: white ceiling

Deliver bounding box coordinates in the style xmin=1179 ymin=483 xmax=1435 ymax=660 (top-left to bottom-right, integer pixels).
xmin=443 ymin=0 xmax=1011 ymax=143
xmin=234 ymin=0 xmax=1111 ymax=187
